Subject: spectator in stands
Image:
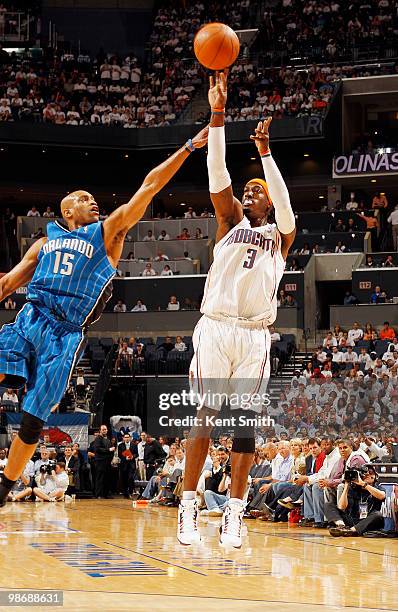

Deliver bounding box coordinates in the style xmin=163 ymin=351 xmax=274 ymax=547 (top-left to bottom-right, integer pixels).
xmin=298 ymin=243 xmax=310 ymax=255
xmin=335 ymin=241 xmax=346 ymax=253
xmin=142 ymin=262 xmax=156 ymax=276
xmin=194 ymin=227 xmax=203 ymax=239
xmin=333 ymin=324 xmax=344 ymax=341
xmin=285 ymin=294 xmax=297 ymax=307
xmin=177 ymin=228 xmax=190 ymax=240
xmin=184 ymin=206 xmax=196 ymax=219
xmin=113 ymin=299 xmax=127 ymax=313
xmin=379 ymin=321 xmax=396 ymax=341
xmin=277 ymin=289 xmax=287 ymax=306
xmin=372 ymin=192 xmax=388 ymax=210
xmin=334 ymin=218 xmax=345 ymax=232
xmin=344 ymin=291 xmax=359 ymax=305
xmin=158 ymin=337 xmax=175 ymax=356
xmin=8 ymin=462 xmax=33 ymax=502
xmin=365 ymin=255 xmax=374 ymax=267
xmin=143 ymin=230 xmax=156 ymax=242
xmin=167 ymin=295 xmax=180 ymax=310
xmin=154 ymin=251 xmax=169 ymax=262
xmin=0 ymin=448 xmax=7 ymax=471
xmin=2 ymin=388 xmax=18 ymax=404
xmin=158 ymin=229 xmax=170 ymax=240
xmin=131 ymin=299 xmax=147 ymax=312
xmin=346 ymin=193 xmax=359 ymax=211
xmin=183 ymin=251 xmax=192 ymax=260
xmin=174 ymin=336 xmax=187 ymax=352
xmin=27 ymin=205 xmax=40 ymax=217
xmin=347 ymin=322 xmax=363 ymax=345
xmin=4 ymin=296 xmax=16 ymax=309
xmin=343 ymin=346 xmax=358 ymax=367
xmin=126 ymin=252 xmax=135 ymax=260
xmin=161 ymin=264 xmax=173 ymax=276
xmin=387 ymin=204 xmax=398 ymax=250
xmin=43 ymin=206 xmax=55 ymax=218
xmin=323 ymin=332 xmax=337 ymax=348
xmin=383 ymin=255 xmax=395 ymax=267
xmin=371 ymin=285 xmax=385 ymax=303
xmin=289 ymin=258 xmax=302 ymax=271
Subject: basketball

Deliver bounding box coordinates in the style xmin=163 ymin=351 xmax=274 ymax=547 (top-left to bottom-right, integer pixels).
xmin=194 ymin=22 xmax=240 ymax=71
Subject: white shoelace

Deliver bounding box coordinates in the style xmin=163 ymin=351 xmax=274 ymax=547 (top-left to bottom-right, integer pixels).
xmin=180 ymin=502 xmax=198 ymax=533
xmin=223 ymin=505 xmax=243 ymax=537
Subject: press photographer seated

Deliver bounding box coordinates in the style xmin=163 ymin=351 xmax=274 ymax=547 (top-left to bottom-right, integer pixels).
xmin=33 ymin=461 xmax=70 ymax=502
xmin=327 ymin=465 xmax=386 ymax=537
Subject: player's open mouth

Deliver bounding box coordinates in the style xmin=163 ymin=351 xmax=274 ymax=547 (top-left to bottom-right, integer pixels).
xmin=91 ymin=206 xmax=99 ymax=214
xmin=243 ymin=199 xmax=253 ymax=207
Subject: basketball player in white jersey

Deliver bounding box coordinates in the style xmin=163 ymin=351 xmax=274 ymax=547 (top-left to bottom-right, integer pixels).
xmin=177 ymin=71 xmax=296 ymax=548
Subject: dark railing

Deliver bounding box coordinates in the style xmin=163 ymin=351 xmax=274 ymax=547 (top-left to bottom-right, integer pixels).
xmin=90 ymin=344 xmax=117 ymax=427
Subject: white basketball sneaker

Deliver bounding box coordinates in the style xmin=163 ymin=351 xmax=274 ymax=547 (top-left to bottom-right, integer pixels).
xmin=177 ymin=499 xmax=201 ymax=545
xmin=220 ymin=501 xmax=244 ymax=548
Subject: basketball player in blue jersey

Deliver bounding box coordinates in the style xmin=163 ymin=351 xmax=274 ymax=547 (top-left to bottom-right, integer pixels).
xmin=177 ymin=72 xmax=296 ymax=548
xmin=0 ymin=125 xmax=209 ymax=510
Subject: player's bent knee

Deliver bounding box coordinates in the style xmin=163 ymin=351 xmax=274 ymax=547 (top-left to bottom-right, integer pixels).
xmin=19 ymin=412 xmax=44 ymax=445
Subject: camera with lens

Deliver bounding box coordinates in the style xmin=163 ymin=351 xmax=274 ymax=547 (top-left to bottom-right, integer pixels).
xmin=343 ymin=468 xmax=359 ymax=482
xmin=40 ymin=460 xmax=56 ymax=475
xmin=223 ymin=463 xmax=231 ymax=476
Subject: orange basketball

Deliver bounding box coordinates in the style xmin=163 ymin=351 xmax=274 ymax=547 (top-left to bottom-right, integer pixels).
xmin=194 ymin=22 xmax=240 ymax=71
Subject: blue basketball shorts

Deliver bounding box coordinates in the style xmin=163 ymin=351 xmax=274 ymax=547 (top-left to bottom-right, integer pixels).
xmin=0 ymin=303 xmax=85 ymax=422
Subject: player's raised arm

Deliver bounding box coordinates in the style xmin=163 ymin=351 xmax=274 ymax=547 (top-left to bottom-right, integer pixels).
xmin=207 ymin=71 xmax=243 ymax=242
xmin=102 ymin=126 xmax=208 ymax=264
xmin=0 ymin=237 xmax=46 ymax=302
xmin=250 ymin=118 xmax=296 ymax=259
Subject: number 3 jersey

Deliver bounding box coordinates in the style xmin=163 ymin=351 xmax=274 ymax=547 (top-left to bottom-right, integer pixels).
xmin=201 ymin=216 xmax=285 ymax=325
xmin=27 ymin=220 xmax=115 ymax=328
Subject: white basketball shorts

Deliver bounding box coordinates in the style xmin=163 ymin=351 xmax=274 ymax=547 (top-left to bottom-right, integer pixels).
xmin=189 ymin=315 xmax=271 ymax=413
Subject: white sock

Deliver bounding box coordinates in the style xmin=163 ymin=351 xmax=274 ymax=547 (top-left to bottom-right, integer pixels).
xmin=229 ymin=497 xmax=244 ymax=506
xmin=335 ymin=520 xmax=345 ymax=527
xmin=182 ymin=491 xmax=195 ymax=501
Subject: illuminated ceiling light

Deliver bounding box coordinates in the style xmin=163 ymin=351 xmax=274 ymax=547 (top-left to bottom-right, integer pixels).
xmin=352 ymin=233 xmax=355 ymax=238
xmin=112 ymin=193 xmax=116 ymax=196
xmin=19 ymin=188 xmax=23 ymax=192
xmin=374 ymin=130 xmax=378 ymax=135
xmin=124 ymin=154 xmax=129 ymax=158
xmin=319 ymin=195 xmax=325 ymax=199
xmin=180 ymin=203 xmax=186 ymax=206
xmin=84 ymin=152 xmax=88 ymax=156
xmin=322 ymin=234 xmax=325 ymax=239
xmin=169 ymin=193 xmax=173 ymax=196
xmin=304 ymin=153 xmax=310 ymax=157
xmin=42 ymin=149 xmax=46 ymax=153
xmin=371 ymin=179 xmax=377 ymax=183
xmin=250 ymin=157 xmax=256 ymax=160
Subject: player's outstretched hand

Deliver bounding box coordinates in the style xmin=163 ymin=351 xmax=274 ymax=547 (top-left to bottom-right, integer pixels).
xmin=250 ymin=118 xmax=272 ymax=156
xmin=191 ymin=124 xmax=209 ymax=148
xmin=208 ymin=69 xmax=228 ymax=111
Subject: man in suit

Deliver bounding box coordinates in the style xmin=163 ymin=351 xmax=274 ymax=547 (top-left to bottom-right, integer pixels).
xmin=93 ymin=425 xmax=115 ymax=498
xmin=143 ymin=434 xmax=166 ymax=479
xmin=118 ymin=433 xmax=137 ymax=498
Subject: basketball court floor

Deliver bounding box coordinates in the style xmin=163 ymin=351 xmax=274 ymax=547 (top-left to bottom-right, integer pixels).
xmin=0 ymin=500 xmax=397 ymax=611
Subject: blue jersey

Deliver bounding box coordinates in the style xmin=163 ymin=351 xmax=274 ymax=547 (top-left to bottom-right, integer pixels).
xmin=27 ymin=220 xmax=115 ymax=328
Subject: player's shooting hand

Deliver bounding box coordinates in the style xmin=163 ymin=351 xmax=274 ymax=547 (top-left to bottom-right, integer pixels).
xmin=191 ymin=124 xmax=209 ymax=148
xmin=208 ymin=70 xmax=228 ymax=110
xmin=250 ymin=118 xmax=272 ymax=156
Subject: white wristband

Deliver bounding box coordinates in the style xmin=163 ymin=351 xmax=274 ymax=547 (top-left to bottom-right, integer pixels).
xmin=207 ymin=126 xmax=231 ymax=194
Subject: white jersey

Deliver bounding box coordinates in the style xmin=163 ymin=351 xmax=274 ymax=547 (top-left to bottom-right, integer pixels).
xmin=201 ymin=217 xmax=285 ymax=324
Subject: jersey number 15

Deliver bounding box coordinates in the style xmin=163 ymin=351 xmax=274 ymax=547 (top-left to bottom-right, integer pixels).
xmin=53 ymin=251 xmax=75 ymax=276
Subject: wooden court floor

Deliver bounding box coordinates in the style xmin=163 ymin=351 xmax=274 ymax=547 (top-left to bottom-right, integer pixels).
xmin=0 ymin=500 xmax=397 ymax=612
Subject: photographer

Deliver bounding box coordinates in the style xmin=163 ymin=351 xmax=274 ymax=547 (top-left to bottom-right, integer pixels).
xmin=33 ymin=461 xmax=70 ymax=501
xmin=202 ymin=458 xmax=232 ymax=517
xmin=328 ymin=465 xmax=385 ymax=537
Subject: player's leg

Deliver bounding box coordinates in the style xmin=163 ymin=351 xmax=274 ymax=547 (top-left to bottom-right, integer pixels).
xmin=220 ymin=325 xmax=271 ymax=547
xmin=0 ymin=310 xmax=34 ymax=507
xmin=178 ymin=316 xmax=230 ymax=545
